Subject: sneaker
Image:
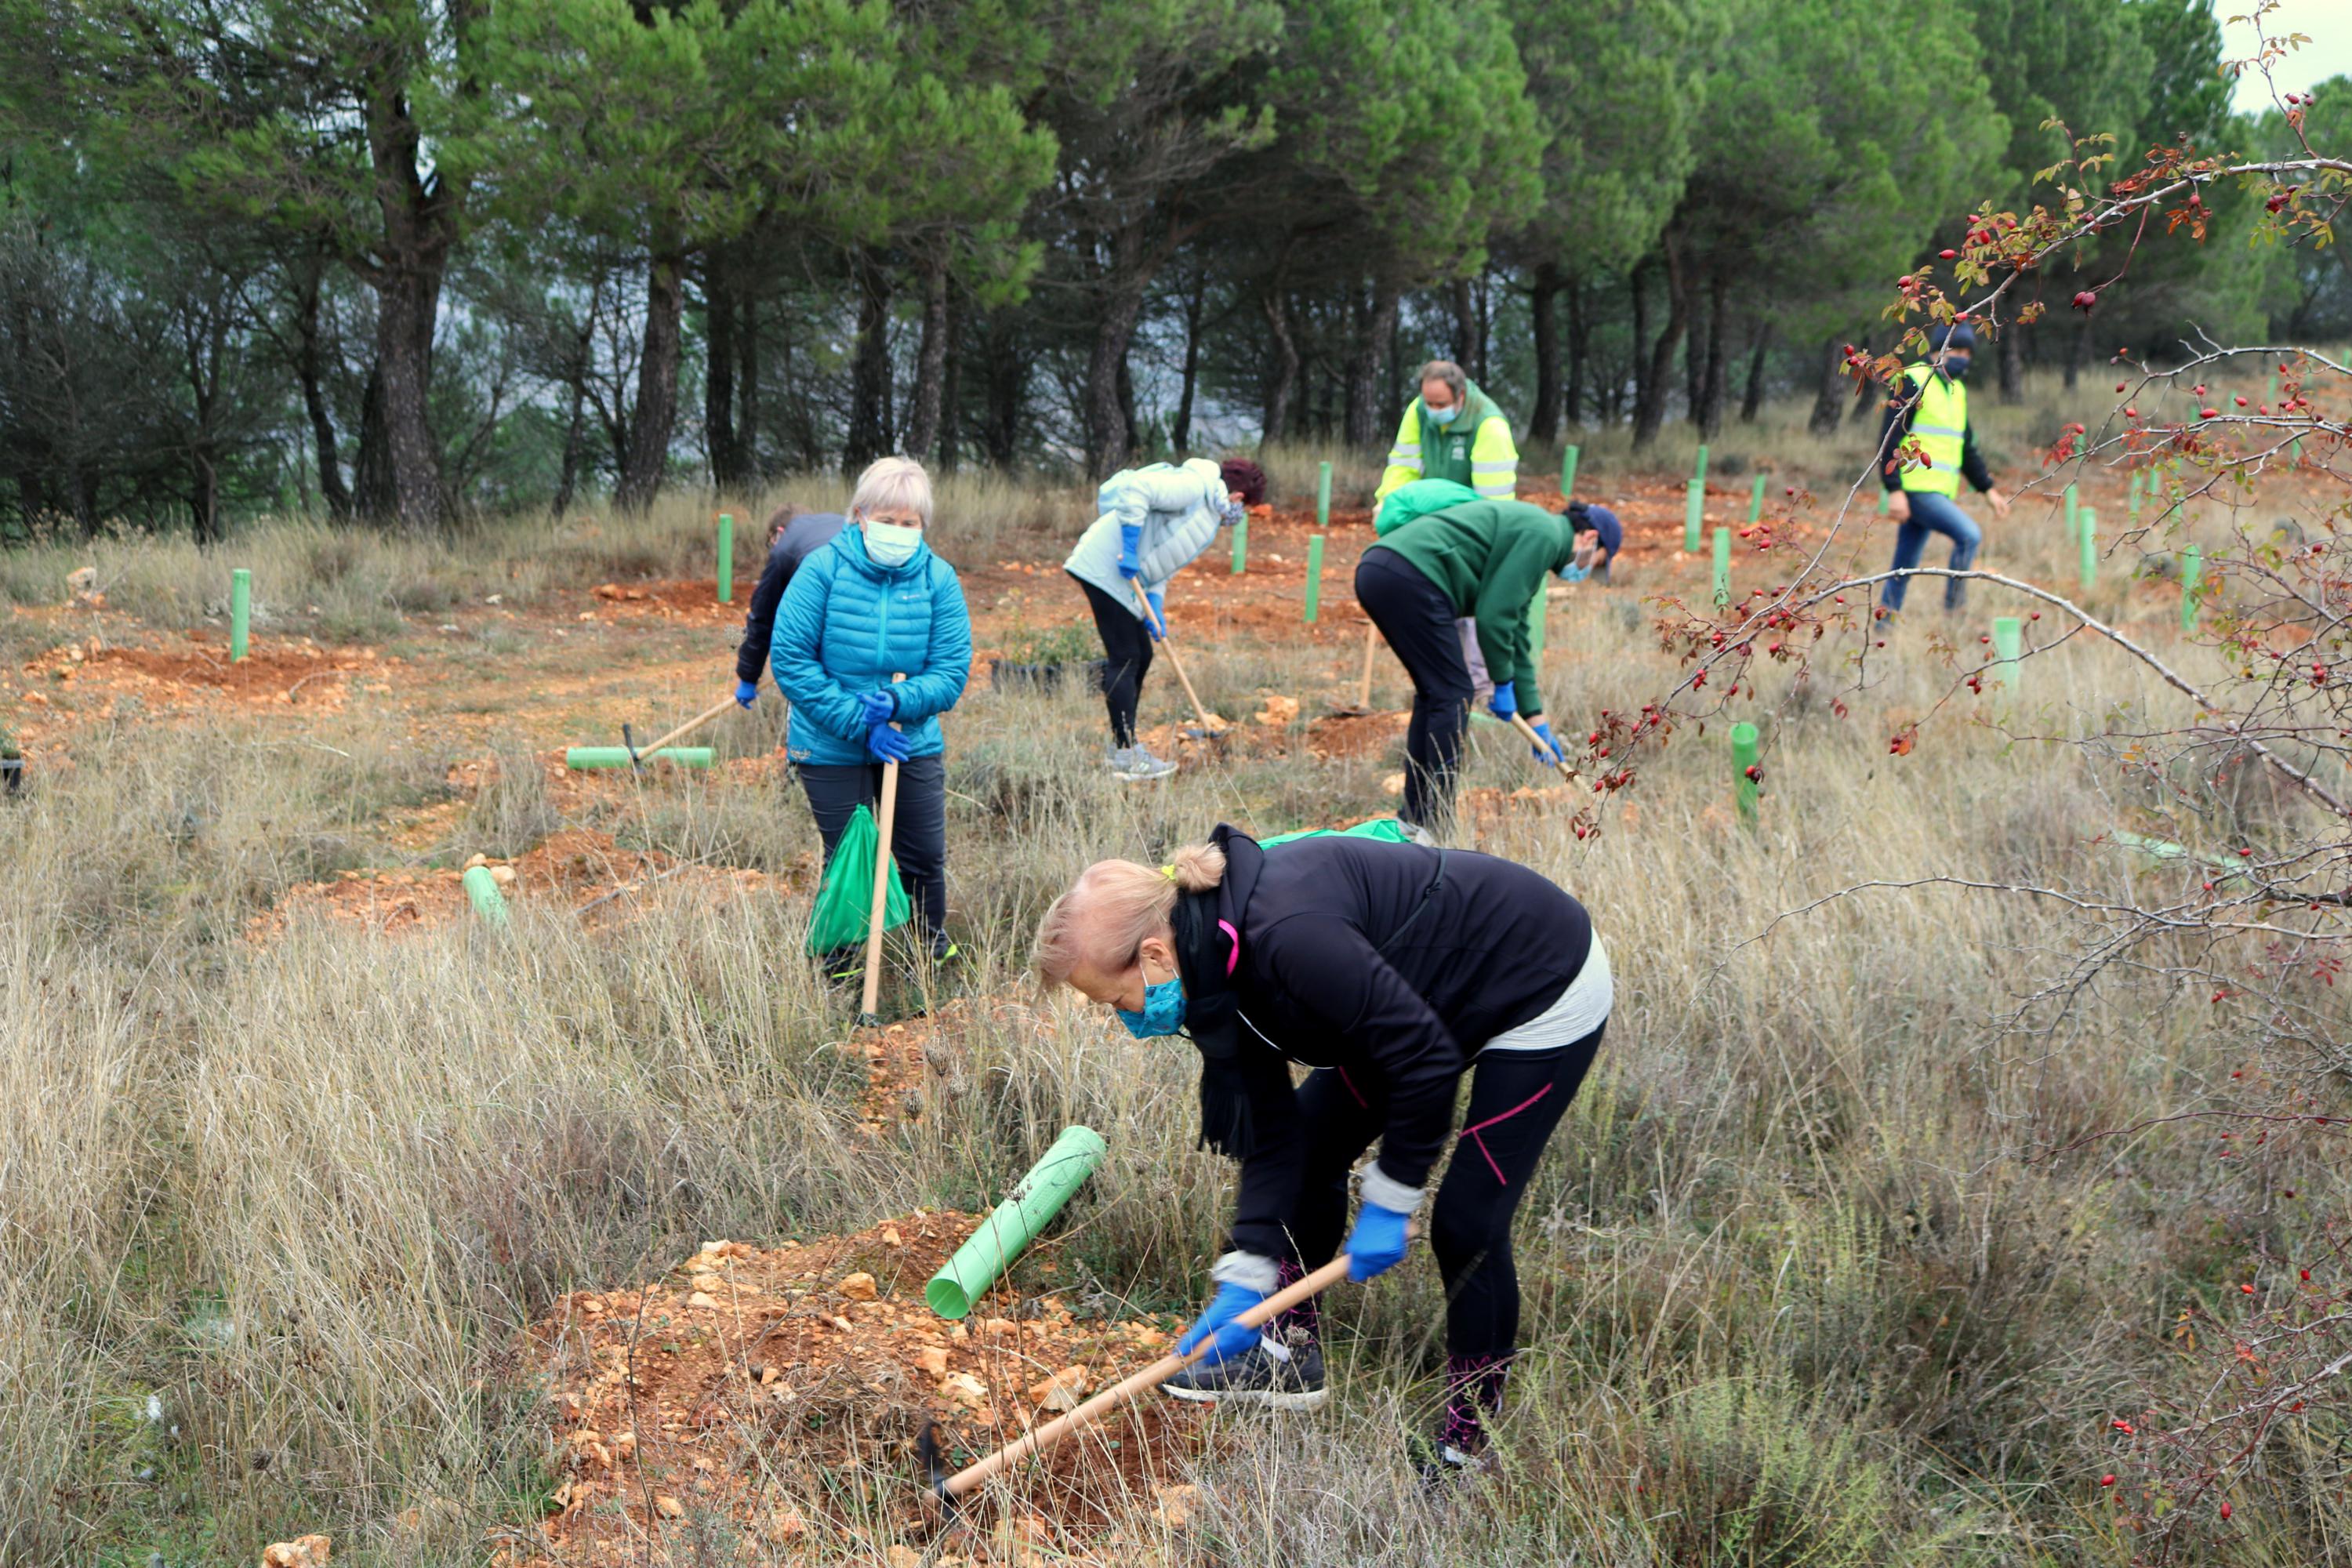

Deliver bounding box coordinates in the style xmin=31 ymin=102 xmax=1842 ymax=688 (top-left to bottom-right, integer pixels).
xmin=1395 ymin=819 xmax=1439 ymax=848
xmin=1111 ymin=746 xmax=1178 ymax=783
xmin=1410 ymin=1436 xmax=1492 ymax=1499
xmin=1160 ymin=1340 xmax=1327 ymax=1410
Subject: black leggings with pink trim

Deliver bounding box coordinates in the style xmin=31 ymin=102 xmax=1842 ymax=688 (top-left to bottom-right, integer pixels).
xmin=1272 ymin=1025 xmax=1603 ymax=1432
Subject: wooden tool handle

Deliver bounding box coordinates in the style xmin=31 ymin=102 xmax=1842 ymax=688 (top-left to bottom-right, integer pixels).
xmin=858 ymin=674 xmax=907 ymax=1020
xmin=1507 ymin=710 xmax=1576 ymax=784
xmin=1358 ymin=623 xmax=1377 ymax=708
xmin=1131 ymin=579 xmax=1221 ymax=735
xmin=637 ymin=691 xmax=742 ymax=760
xmin=944 ymin=1252 xmax=1356 ymax=1498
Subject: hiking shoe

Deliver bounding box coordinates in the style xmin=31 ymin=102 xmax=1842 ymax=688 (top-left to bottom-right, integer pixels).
xmin=1396 ymin=819 xmax=1440 ymax=848
xmin=1160 ymin=1341 xmax=1327 ymax=1410
xmin=1110 ymin=746 xmax=1178 ymax=783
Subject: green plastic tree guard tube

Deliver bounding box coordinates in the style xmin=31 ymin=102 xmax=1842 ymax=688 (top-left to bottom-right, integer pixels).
xmin=462 ymin=865 xmax=510 ymax=929
xmin=1991 ymin=615 xmax=2023 ymax=692
xmin=927 ymin=1124 xmax=1107 ymax=1319
xmin=1560 ymin=444 xmax=1579 ymax=497
xmin=1304 ymin=534 xmax=1324 ymax=622
xmin=1316 ymin=460 xmax=1331 ymax=528
xmin=2180 ymin=543 xmax=2202 ymax=632
xmin=2079 ymin=506 xmax=2098 ymax=590
xmin=563 ymin=746 xmax=716 ymax=770
xmin=1712 ymin=526 xmax=1731 ymax=606
xmin=2128 ymin=470 xmax=2143 ymax=525
xmin=717 ymin=513 xmax=734 ymax=604
xmin=1731 ymin=721 xmax=1760 ymax=829
xmin=230 ymin=568 xmax=252 ymax=662
xmin=1748 ymin=472 xmax=1766 ymax=524
xmin=1876 ymin=488 xmax=1890 ymax=516
xmin=2063 ymin=482 xmax=2079 ymax=543
xmin=1230 ymin=515 xmax=1247 ymax=574
xmin=1528 ymin=582 xmax=1546 ymax=655
xmin=1684 ymin=479 xmax=1704 ymax=553
xmin=1693 ymin=444 xmax=1709 ymax=486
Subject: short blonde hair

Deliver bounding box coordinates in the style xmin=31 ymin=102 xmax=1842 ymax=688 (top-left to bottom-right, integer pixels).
xmin=850 ymin=456 xmax=934 ymax=527
xmin=1033 ymin=841 xmax=1227 ymax=989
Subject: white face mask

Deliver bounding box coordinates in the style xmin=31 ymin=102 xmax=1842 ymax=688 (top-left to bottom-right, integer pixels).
xmin=863 ymin=520 xmax=922 ymax=567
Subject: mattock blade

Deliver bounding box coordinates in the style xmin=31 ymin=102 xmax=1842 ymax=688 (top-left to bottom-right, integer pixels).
xmin=915 ymin=1419 xmax=957 ymax=1517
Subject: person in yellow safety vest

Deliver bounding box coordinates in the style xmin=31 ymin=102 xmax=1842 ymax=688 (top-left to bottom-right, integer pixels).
xmin=1377 ymin=360 xmax=1522 ymax=705
xmin=1874 ymin=321 xmax=2010 ymax=616
xmin=1376 ymin=359 xmax=1520 ymax=505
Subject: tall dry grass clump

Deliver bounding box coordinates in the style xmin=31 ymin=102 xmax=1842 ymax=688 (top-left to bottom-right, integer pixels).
xmin=1 ymin=449 xmax=2341 ymax=1563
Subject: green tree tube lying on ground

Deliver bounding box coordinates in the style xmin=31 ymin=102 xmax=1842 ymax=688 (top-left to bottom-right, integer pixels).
xmin=927 ymin=1125 xmax=1107 ymax=1319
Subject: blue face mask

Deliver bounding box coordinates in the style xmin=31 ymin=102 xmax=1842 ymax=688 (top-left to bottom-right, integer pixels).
xmin=863 ymin=520 xmax=922 ymax=567
xmin=1115 ymin=955 xmax=1187 ymax=1039
xmin=1427 ymin=403 xmax=1461 ymax=426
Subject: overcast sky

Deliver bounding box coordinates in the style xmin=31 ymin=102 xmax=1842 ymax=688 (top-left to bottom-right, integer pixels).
xmin=2223 ymin=0 xmax=2352 ymax=113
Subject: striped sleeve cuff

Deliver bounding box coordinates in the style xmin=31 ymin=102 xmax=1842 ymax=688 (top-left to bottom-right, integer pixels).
xmin=1358 ymin=1162 xmax=1426 ymax=1215
xmin=1211 ymin=1250 xmax=1280 ymax=1292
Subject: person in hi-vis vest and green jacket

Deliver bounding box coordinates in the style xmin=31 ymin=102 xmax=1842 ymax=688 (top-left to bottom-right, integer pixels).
xmin=1377 ymin=361 xmax=1523 ymax=706
xmin=1875 ymin=321 xmax=2010 ymax=615
xmin=1377 ymin=360 xmax=1519 ymax=506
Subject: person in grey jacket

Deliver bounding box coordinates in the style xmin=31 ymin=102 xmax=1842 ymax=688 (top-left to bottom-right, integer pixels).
xmin=1063 ymin=457 xmax=1265 ymax=781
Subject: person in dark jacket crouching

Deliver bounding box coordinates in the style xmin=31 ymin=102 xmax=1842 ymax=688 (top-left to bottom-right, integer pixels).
xmin=1032 ymin=824 xmax=1610 ymax=1480
xmin=732 ymin=503 xmax=849 ymax=705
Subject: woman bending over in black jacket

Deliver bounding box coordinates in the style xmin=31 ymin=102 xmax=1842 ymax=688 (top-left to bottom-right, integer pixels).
xmin=1032 ymin=824 xmax=1610 ymax=1480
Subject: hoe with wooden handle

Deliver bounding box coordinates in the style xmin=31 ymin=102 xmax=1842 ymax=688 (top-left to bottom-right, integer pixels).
xmin=857 ymin=673 xmax=908 ymax=1026
xmin=1505 ymin=710 xmax=1577 ymax=785
xmin=622 ymin=679 xmax=758 ymax=768
xmin=1130 ymin=580 xmax=1226 ymax=737
xmin=918 ymin=1251 xmax=1355 ymax=1515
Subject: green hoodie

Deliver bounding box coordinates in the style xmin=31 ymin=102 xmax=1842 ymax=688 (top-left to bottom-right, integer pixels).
xmin=1373 ymin=499 xmax=1573 ymax=713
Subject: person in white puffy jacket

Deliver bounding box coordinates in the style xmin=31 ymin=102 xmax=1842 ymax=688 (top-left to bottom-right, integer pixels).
xmin=1063 ymin=456 xmax=1267 ymax=781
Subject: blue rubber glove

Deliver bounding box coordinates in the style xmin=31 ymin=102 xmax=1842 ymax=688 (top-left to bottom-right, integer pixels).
xmin=1176 ymin=1280 xmax=1269 ymax=1365
xmin=734 ymin=680 xmax=759 ymax=709
xmin=1145 ymin=590 xmax=1165 ymax=640
xmin=1346 ymin=1201 xmax=1413 ymax=1282
xmin=1117 ymin=524 xmax=1144 ymax=579
xmin=857 ymin=690 xmax=896 ymax=726
xmin=866 ymin=720 xmax=911 ymax=764
xmin=1489 ymin=680 xmax=1517 ymax=719
xmin=1529 ymin=718 xmax=1563 ymax=764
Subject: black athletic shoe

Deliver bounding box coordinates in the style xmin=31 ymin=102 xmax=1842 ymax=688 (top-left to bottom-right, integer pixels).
xmin=1409 ymin=1436 xmax=1491 ymax=1499
xmin=1160 ymin=1341 xmax=1328 ymax=1410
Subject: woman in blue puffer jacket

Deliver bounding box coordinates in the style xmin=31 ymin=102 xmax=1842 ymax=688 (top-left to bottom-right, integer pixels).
xmin=1065 ymin=457 xmax=1265 ymax=782
xmin=773 ymin=456 xmax=974 ymax=968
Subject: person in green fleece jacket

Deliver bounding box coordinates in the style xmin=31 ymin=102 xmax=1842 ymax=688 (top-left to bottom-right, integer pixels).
xmin=1355 ymin=498 xmax=1576 ymax=835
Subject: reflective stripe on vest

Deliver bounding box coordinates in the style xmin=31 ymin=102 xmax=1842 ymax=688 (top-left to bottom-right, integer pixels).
xmin=1899 ymin=365 xmax=1965 ymax=497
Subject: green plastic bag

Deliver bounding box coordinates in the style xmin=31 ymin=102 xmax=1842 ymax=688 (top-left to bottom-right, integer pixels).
xmin=1374 ymin=478 xmax=1479 ymax=535
xmin=804 ymin=804 xmax=911 ymax=953
xmin=1259 ymin=818 xmax=1414 ymax=850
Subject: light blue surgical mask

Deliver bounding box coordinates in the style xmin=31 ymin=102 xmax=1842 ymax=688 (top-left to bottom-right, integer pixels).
xmin=863 ymin=520 xmax=922 ymax=567
xmin=1427 ymin=403 xmax=1461 ymax=426
xmin=1115 ymin=954 xmax=1187 ymax=1039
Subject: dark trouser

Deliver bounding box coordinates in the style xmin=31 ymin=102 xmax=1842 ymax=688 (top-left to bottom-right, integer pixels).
xmin=1880 ymin=489 xmax=1982 ymax=613
xmin=797 ymin=755 xmax=949 ymax=957
xmin=1076 ymin=574 xmax=1153 ymax=749
xmin=1356 ymin=547 xmax=1472 ymax=830
xmin=1275 ymin=1024 xmax=1605 ymax=1450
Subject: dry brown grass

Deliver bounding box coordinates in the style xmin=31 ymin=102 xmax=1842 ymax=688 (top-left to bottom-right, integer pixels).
xmin=1 ymin=435 xmax=2340 ymax=1565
